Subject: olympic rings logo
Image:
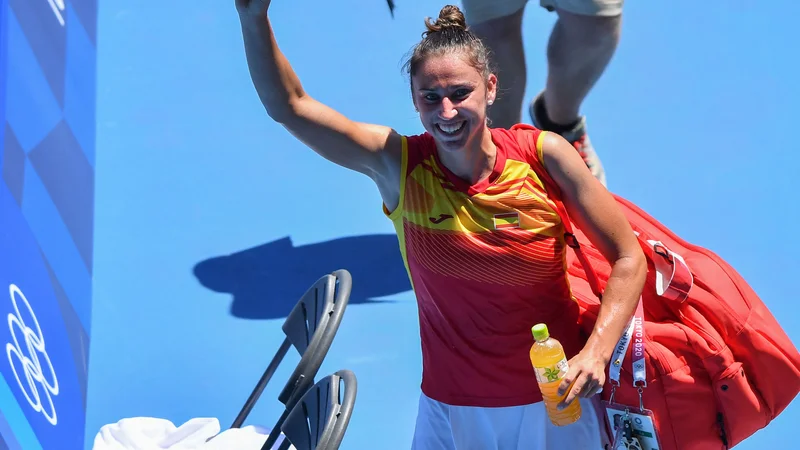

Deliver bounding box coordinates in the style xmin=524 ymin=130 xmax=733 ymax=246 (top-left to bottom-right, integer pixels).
xmin=5 ymin=284 xmax=59 ymax=426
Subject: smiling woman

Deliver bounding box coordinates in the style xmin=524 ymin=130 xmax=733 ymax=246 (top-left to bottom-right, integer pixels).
xmin=235 ymin=1 xmax=647 ymax=449
xmin=402 ymin=6 xmax=497 ymax=163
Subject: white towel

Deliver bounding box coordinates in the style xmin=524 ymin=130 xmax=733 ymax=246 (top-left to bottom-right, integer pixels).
xmin=92 ymin=417 xmax=291 ymax=450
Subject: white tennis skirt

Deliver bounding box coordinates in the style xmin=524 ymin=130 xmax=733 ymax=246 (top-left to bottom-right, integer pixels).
xmin=410 ymin=393 xmax=610 ymax=450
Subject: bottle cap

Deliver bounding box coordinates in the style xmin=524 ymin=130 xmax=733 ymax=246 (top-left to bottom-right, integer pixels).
xmin=532 ymin=323 xmax=549 ymax=341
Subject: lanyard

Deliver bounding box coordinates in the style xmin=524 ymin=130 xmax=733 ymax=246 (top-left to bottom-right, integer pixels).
xmin=608 ymin=297 xmax=647 ymax=404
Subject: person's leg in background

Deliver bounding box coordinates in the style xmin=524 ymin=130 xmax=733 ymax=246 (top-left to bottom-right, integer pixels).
xmin=461 ymin=0 xmax=529 ymax=131
xmin=464 ymin=0 xmax=623 ymax=187
xmin=532 ymin=0 xmax=622 ymax=187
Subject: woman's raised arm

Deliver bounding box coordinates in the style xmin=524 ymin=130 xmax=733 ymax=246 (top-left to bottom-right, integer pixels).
xmin=236 ymin=0 xmax=403 ymax=185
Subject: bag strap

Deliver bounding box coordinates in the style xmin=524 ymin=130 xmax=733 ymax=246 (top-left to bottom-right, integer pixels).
xmin=509 ymin=125 xmax=693 ymax=304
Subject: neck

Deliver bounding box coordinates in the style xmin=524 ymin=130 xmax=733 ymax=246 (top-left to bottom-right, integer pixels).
xmin=438 ymin=127 xmax=497 ymax=184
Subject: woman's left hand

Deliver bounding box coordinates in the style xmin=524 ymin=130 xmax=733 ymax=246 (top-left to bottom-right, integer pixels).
xmin=536 ymin=130 xmax=647 ymax=411
xmin=556 ymin=349 xmax=607 ymax=410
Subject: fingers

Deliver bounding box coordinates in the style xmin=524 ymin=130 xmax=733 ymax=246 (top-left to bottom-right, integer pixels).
xmin=558 ymin=376 xmax=585 ymax=409
xmin=580 ymin=379 xmax=600 ymax=398
xmin=557 ymin=366 xmax=582 ymax=410
xmin=236 ymin=0 xmax=272 ymax=16
xmin=557 ymin=365 xmax=577 ymax=398
xmin=556 ymin=370 xmax=605 ymax=410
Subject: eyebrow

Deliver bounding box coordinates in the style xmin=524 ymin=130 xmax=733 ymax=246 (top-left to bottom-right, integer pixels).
xmin=417 ymin=83 xmax=475 ymax=92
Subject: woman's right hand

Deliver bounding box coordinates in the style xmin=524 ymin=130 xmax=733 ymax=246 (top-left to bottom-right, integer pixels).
xmin=235 ymin=0 xmax=271 ymax=18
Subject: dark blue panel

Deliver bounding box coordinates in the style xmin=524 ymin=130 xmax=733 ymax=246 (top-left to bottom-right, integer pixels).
xmin=0 ymin=429 xmax=9 ymax=450
xmin=28 ymin=121 xmax=94 ymax=271
xmin=42 ymin=256 xmax=88 ymax=408
xmin=64 ymin=5 xmax=95 ymax=167
xmin=5 ymin=10 xmax=62 ymax=153
xmin=0 ymin=408 xmax=23 ymax=450
xmin=8 ymin=0 xmax=66 ymax=107
xmin=69 ymin=0 xmax=96 ymax=44
xmin=0 ymin=0 xmax=8 ymax=175
xmin=1 ymin=125 xmax=24 ymax=207
xmin=21 ymin=160 xmax=92 ymax=331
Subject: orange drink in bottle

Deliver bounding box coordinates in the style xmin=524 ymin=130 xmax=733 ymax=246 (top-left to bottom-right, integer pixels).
xmin=530 ymin=323 xmax=582 ymax=426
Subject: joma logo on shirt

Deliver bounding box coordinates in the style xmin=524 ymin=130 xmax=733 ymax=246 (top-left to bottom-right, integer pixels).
xmin=429 ymin=214 xmax=453 ymax=224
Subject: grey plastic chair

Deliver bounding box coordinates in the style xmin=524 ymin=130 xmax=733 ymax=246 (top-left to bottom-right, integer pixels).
xmin=274 ymin=369 xmax=358 ymax=450
xmin=230 ymin=269 xmax=352 ymax=450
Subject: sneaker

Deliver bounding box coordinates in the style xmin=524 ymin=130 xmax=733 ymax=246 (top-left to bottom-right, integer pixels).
xmin=529 ymin=93 xmax=607 ymax=187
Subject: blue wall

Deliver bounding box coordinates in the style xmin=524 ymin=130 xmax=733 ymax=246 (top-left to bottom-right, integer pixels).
xmin=0 ymin=0 xmax=96 ymax=448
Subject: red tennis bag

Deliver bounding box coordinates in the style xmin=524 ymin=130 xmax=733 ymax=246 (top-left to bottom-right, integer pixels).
xmin=513 ymin=124 xmax=800 ymax=449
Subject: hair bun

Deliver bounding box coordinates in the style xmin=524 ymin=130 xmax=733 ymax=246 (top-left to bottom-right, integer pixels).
xmin=424 ymin=5 xmax=467 ymax=35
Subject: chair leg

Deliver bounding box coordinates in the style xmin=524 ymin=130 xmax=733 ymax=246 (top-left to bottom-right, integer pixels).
xmin=276 ymin=434 xmax=294 ymax=450
xmin=231 ymin=338 xmax=292 ymax=428
xmin=261 ymin=407 xmax=290 ymax=450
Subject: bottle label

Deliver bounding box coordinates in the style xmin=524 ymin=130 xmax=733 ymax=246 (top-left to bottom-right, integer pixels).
xmin=534 ymin=357 xmax=569 ymax=384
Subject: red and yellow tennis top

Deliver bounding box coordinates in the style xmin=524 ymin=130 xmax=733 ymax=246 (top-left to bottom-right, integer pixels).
xmin=383 ymin=126 xmax=585 ymax=407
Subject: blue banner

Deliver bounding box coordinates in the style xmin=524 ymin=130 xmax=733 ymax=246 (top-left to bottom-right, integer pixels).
xmin=0 ymin=0 xmax=6 ymax=173
xmin=0 ymin=0 xmax=96 ymax=448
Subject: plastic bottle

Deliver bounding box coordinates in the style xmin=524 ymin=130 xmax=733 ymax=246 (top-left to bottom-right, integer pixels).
xmin=530 ymin=323 xmax=582 ymax=426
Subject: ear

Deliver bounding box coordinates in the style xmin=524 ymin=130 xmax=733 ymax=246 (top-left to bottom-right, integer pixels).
xmin=486 ymin=73 xmax=498 ymax=106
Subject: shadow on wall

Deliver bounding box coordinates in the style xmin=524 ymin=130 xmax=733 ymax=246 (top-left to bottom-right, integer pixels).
xmin=193 ymin=234 xmax=412 ymax=320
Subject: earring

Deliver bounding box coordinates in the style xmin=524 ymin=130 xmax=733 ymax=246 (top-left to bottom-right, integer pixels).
xmin=488 ymin=100 xmax=494 ymax=105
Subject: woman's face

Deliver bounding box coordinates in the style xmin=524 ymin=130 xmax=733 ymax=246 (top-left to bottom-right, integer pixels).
xmin=412 ymin=53 xmax=497 ymax=153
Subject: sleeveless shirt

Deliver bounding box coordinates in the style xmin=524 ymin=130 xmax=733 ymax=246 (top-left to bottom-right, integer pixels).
xmin=383 ymin=126 xmax=585 ymax=407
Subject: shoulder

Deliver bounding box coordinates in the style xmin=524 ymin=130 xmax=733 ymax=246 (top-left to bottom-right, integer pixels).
xmin=375 ymin=130 xmax=433 ymax=171
xmin=537 ymin=129 xmax=599 ymax=196
xmin=405 ymin=132 xmax=435 ymax=151
xmin=401 ymin=131 xmax=436 ymax=167
xmin=490 ymin=124 xmax=547 ymax=164
xmin=537 ymin=129 xmax=579 ymax=168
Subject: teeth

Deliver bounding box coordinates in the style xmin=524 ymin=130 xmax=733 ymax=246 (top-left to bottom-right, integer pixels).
xmin=438 ymin=122 xmax=465 ymax=134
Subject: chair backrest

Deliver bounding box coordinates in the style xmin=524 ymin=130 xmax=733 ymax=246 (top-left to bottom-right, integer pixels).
xmin=279 ymin=370 xmax=358 ymax=450
xmin=278 ymin=269 xmax=352 ymax=406
xmin=230 ymin=269 xmax=352 ymax=431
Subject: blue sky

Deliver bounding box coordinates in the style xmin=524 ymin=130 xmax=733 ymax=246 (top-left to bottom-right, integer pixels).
xmin=81 ymin=0 xmax=798 ymax=448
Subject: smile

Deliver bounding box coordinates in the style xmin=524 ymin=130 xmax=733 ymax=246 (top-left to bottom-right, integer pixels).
xmin=436 ymin=121 xmax=466 ymax=135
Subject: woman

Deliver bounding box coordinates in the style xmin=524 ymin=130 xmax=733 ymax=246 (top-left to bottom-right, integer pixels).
xmin=235 ymin=1 xmax=647 ymax=448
